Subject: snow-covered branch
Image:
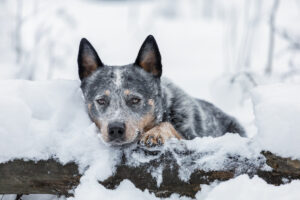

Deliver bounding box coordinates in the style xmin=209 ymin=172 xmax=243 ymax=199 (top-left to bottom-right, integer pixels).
xmin=0 ymin=150 xmax=300 ymax=198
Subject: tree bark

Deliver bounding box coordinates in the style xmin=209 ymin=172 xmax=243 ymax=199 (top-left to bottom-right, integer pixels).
xmin=0 ymin=151 xmax=299 ymax=198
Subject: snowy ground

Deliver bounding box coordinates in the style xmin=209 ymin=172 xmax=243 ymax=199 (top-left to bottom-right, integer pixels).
xmin=0 ymin=79 xmax=300 ymax=200
xmin=1 ymin=0 xmax=300 ymax=199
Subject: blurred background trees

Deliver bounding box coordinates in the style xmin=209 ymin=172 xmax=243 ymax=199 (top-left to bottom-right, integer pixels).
xmin=0 ymin=0 xmax=76 ymax=80
xmin=0 ymin=0 xmax=299 ymax=106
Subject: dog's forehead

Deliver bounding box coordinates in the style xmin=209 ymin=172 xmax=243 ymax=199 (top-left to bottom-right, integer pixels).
xmin=83 ymin=65 xmax=158 ymax=98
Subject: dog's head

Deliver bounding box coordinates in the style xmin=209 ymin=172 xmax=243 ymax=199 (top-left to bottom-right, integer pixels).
xmin=78 ymin=35 xmax=163 ymax=145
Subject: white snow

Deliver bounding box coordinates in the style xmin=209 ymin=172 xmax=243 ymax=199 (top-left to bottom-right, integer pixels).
xmin=121 ymin=134 xmax=264 ymax=184
xmin=1 ymin=80 xmax=300 ymax=199
xmin=162 ymin=134 xmax=262 ymax=181
xmin=196 ymin=175 xmax=300 ymax=200
xmin=1 ymin=0 xmax=300 ymax=199
xmin=0 ymin=80 xmax=120 ymax=175
xmin=252 ymin=83 xmax=300 ymax=159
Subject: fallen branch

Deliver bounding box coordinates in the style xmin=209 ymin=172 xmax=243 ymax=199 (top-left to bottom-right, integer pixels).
xmin=0 ymin=150 xmax=299 ymax=198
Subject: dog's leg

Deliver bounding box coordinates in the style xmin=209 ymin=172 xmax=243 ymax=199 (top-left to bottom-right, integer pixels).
xmin=139 ymin=122 xmax=182 ymax=146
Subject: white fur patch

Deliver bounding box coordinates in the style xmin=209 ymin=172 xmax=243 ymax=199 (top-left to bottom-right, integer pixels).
xmin=114 ymin=68 xmax=122 ymax=88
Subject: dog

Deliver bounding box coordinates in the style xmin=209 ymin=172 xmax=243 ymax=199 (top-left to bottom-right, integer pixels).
xmin=78 ymin=35 xmax=245 ymax=146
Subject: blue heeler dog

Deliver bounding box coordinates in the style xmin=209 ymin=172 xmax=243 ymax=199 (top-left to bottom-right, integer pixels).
xmin=78 ymin=35 xmax=245 ymax=146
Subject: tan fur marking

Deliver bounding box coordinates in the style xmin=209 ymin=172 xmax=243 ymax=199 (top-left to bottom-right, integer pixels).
xmin=124 ymin=103 xmax=156 ymax=143
xmin=137 ymin=101 xmax=156 ymax=133
xmin=105 ymin=90 xmax=110 ymax=96
xmin=140 ymin=52 xmax=160 ymax=76
xmin=87 ymin=103 xmax=92 ymax=111
xmin=148 ymin=99 xmax=154 ymax=106
xmin=99 ymin=121 xmax=109 ymax=142
xmin=90 ymin=117 xmax=109 ymax=143
xmin=159 ymin=122 xmax=182 ymax=139
xmin=82 ymin=57 xmax=98 ymax=78
xmin=139 ymin=122 xmax=182 ymax=146
xmin=93 ymin=120 xmax=101 ymax=130
xmin=87 ymin=103 xmax=93 ymax=120
xmin=124 ymin=89 xmax=130 ymax=95
xmin=138 ymin=113 xmax=156 ymax=133
xmin=124 ymin=120 xmax=137 ymax=143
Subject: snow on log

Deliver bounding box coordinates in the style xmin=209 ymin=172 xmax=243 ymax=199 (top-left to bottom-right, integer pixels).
xmin=0 ymin=150 xmax=300 ymax=198
xmin=1 ymin=81 xmax=300 ymax=198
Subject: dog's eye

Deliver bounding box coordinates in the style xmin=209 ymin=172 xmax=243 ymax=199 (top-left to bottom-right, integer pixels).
xmin=131 ymin=97 xmax=141 ymax=105
xmin=96 ymin=98 xmax=107 ymax=105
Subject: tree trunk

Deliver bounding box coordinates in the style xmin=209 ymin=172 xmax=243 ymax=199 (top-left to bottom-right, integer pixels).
xmin=0 ymin=151 xmax=299 ymax=198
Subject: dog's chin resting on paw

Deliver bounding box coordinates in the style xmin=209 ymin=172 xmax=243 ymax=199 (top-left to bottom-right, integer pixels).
xmin=77 ymin=35 xmax=246 ymax=147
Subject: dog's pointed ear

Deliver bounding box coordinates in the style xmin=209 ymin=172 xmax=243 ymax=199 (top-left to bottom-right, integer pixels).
xmin=134 ymin=35 xmax=162 ymax=77
xmin=78 ymin=38 xmax=103 ymax=80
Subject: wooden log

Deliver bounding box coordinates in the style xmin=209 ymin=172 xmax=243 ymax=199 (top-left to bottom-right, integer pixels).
xmin=0 ymin=151 xmax=300 ymax=198
xmin=0 ymin=159 xmax=80 ymax=196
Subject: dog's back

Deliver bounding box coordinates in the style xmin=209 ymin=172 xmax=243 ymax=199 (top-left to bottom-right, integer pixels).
xmin=161 ymin=78 xmax=246 ymax=139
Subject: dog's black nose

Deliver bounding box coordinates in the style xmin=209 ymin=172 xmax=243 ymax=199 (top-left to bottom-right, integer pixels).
xmin=108 ymin=122 xmax=125 ymax=140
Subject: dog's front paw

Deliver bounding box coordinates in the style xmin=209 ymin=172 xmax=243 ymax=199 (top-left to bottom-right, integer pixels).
xmin=139 ymin=122 xmax=182 ymax=147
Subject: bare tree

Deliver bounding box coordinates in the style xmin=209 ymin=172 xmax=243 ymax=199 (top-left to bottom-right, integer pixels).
xmin=13 ymin=0 xmax=76 ymax=80
xmin=14 ymin=0 xmax=23 ymax=64
xmin=265 ymin=0 xmax=280 ymax=75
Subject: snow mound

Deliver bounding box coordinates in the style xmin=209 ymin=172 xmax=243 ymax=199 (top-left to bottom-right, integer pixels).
xmin=0 ymin=80 xmax=119 ymax=174
xmin=1 ymin=80 xmax=300 ymax=199
xmin=252 ymin=83 xmax=300 ymax=159
xmin=196 ymin=175 xmax=300 ymax=200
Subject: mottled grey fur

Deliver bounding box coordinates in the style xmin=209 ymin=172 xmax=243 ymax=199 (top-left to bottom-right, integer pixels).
xmin=161 ymin=78 xmax=246 ymax=139
xmin=78 ymin=35 xmax=246 ymax=145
